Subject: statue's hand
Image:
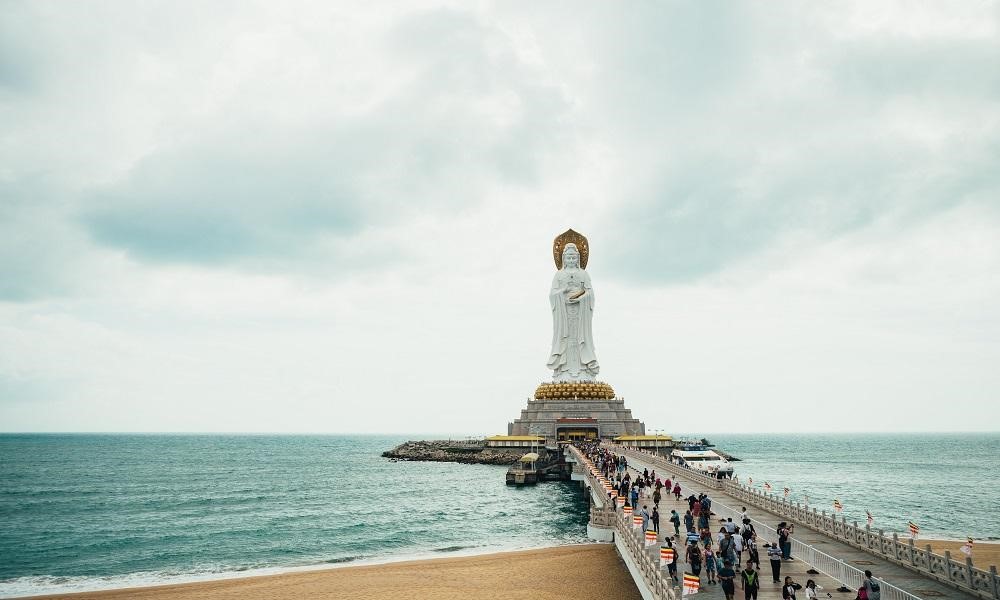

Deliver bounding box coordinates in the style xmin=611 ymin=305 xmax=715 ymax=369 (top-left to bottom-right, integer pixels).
xmin=568 ymin=296 xmax=580 ymax=304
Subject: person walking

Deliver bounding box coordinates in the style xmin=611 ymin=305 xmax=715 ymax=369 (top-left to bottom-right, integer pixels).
xmin=684 ymin=510 xmax=695 ymax=533
xmin=719 ymin=559 xmax=737 ymax=600
xmin=741 ymin=560 xmax=760 ymax=600
xmin=673 ymin=483 xmax=681 ymax=500
xmin=767 ymin=542 xmax=783 ymax=583
xmin=724 ymin=517 xmax=738 ymax=534
xmin=652 ymin=506 xmax=660 ymax=534
xmin=704 ymin=545 xmax=717 ymax=584
xmin=664 ymin=538 xmax=679 ymax=583
xmin=862 ymin=570 xmax=881 ymax=600
xmin=686 ymin=541 xmax=703 ymax=580
xmin=719 ymin=530 xmax=737 ymax=566
xmin=641 ymin=505 xmax=650 ymax=532
xmin=670 ymin=509 xmax=681 ymax=537
xmin=733 ymin=530 xmax=745 ymax=564
xmin=746 ymin=535 xmax=760 ymax=570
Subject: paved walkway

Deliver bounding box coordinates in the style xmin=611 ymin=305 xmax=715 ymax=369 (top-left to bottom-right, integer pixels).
xmin=617 ymin=449 xmax=979 ymax=600
xmin=619 ymin=464 xmax=840 ymax=599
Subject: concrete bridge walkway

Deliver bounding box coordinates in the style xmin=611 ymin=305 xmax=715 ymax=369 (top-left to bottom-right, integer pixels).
xmin=614 ymin=445 xmax=981 ymax=600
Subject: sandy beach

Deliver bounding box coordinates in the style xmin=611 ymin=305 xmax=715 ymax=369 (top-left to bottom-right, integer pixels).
xmin=924 ymin=539 xmax=1000 ymax=570
xmin=30 ymin=544 xmax=642 ymax=600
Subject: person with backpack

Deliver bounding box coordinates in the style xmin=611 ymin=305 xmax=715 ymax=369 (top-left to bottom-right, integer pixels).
xmin=741 ymin=559 xmax=760 ymax=600
xmin=719 ymin=530 xmax=738 ymax=565
xmin=862 ymin=570 xmax=881 ymax=600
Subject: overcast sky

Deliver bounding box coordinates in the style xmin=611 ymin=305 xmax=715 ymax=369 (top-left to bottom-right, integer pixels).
xmin=2 ymin=1 xmax=998 ymax=434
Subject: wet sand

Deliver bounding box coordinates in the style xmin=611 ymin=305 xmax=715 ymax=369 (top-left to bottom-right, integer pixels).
xmin=31 ymin=544 xmax=642 ymax=600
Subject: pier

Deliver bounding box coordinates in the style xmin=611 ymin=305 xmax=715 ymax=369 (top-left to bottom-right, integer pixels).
xmin=566 ymin=443 xmax=998 ymax=600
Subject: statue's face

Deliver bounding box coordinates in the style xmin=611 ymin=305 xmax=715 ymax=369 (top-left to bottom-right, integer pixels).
xmin=564 ymin=252 xmax=579 ymax=268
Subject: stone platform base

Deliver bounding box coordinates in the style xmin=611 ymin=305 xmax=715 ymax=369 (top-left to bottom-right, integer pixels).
xmin=507 ymin=386 xmax=644 ymax=443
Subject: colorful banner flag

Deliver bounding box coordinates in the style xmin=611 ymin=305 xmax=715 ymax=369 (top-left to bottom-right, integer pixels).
xmin=748 ymin=477 xmax=753 ymax=486
xmin=960 ymin=538 xmax=974 ymax=556
xmin=623 ymin=505 xmax=633 ymax=517
xmin=660 ymin=546 xmax=675 ymax=566
xmin=633 ymin=515 xmax=644 ymax=529
xmin=763 ymin=482 xmax=772 ymax=492
xmin=645 ymin=530 xmax=658 ymax=546
xmin=617 ymin=495 xmax=626 ymax=507
xmin=783 ymin=487 xmax=790 ymax=498
xmin=866 ymin=511 xmax=874 ymax=527
xmin=682 ymin=573 xmax=700 ymax=595
xmin=909 ymin=521 xmax=920 ymax=538
xmin=833 ymin=498 xmax=844 ymax=512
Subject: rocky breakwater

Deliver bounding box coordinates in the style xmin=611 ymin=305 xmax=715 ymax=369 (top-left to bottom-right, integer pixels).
xmin=382 ymin=440 xmax=525 ymax=465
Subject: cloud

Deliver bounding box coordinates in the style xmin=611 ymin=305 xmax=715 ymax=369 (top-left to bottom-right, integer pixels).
xmin=578 ymin=2 xmax=1000 ymax=284
xmin=72 ymin=5 xmax=572 ymax=269
xmin=1 ymin=1 xmax=999 ymax=434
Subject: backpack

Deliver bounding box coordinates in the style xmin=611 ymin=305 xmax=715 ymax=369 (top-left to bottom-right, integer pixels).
xmin=868 ymin=580 xmax=880 ymax=600
xmin=719 ymin=537 xmax=732 ymax=554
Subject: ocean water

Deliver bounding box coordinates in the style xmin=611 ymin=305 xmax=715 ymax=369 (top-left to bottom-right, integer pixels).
xmin=1 ymin=433 xmax=997 ymax=598
xmin=0 ymin=435 xmax=588 ymax=598
xmin=707 ymin=433 xmax=1000 ymax=541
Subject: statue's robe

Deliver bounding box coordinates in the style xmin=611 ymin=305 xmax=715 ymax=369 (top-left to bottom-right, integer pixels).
xmin=547 ymin=267 xmax=600 ymax=380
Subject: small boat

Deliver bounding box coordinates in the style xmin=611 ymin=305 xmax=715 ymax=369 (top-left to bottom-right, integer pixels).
xmin=505 ymin=452 xmax=540 ymax=485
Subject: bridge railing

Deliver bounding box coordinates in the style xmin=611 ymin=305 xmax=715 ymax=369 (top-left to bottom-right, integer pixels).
xmin=610 ymin=444 xmax=1000 ymax=600
xmin=727 ymin=484 xmax=999 ymax=600
xmin=567 ymin=445 xmax=678 ymax=600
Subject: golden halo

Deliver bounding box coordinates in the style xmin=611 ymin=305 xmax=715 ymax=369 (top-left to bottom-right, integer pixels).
xmin=553 ymin=229 xmax=589 ymax=270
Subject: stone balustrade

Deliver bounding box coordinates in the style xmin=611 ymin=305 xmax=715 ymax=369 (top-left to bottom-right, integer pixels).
xmin=610 ymin=445 xmax=1000 ymax=600
xmin=566 ymin=445 xmax=678 ymax=600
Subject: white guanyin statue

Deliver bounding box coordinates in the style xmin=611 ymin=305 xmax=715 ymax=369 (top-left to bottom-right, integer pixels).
xmin=547 ymin=240 xmax=600 ymax=381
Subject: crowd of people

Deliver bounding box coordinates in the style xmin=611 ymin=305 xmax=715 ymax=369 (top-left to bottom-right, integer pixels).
xmin=576 ymin=442 xmax=880 ymax=600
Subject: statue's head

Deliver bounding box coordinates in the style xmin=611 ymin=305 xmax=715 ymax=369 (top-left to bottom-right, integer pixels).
xmin=563 ymin=243 xmax=580 ymax=269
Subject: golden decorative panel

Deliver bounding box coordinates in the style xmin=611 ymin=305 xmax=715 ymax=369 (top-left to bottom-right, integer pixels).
xmin=552 ymin=229 xmax=589 ymax=270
